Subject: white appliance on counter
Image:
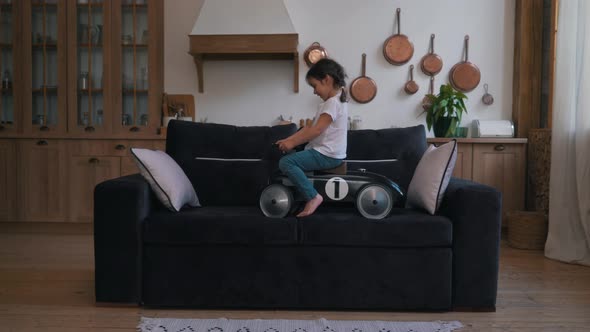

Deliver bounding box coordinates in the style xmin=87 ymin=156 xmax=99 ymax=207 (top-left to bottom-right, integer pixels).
xmin=472 ymin=120 xmax=515 ymax=138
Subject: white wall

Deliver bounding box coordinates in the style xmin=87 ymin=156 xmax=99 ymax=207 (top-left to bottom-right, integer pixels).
xmin=165 ymin=0 xmax=515 ymax=135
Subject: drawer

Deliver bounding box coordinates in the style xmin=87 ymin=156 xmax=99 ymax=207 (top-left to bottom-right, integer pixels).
xmin=69 ymin=140 xmax=132 ymax=157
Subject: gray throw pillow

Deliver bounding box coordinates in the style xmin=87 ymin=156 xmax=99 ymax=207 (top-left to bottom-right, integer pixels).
xmin=131 ymin=148 xmax=200 ymax=212
xmin=405 ymin=140 xmax=457 ymax=214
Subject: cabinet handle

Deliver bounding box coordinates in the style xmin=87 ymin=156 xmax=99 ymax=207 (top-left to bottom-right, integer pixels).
xmin=494 ymin=144 xmax=506 ymax=151
xmin=36 ymin=140 xmax=48 ymax=146
xmin=39 ymin=125 xmax=49 ymax=131
xmin=88 ymin=158 xmax=100 ymax=164
xmin=84 ymin=126 xmax=95 ymax=132
xmin=129 ymin=126 xmax=140 ymax=132
xmin=115 ymin=144 xmax=126 ymax=151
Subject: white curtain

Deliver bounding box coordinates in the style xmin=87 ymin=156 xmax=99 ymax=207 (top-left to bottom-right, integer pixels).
xmin=545 ymin=0 xmax=590 ymax=265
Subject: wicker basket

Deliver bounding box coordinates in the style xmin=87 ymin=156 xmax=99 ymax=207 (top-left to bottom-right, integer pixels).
xmin=507 ymin=211 xmax=548 ymax=250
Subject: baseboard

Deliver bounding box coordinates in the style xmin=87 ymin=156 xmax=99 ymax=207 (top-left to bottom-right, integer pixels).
xmin=0 ymin=222 xmax=93 ymax=235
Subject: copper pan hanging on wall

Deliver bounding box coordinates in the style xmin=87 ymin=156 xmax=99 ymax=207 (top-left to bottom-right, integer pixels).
xmin=422 ymin=76 xmax=435 ymax=111
xmin=303 ymin=42 xmax=328 ymax=67
xmin=383 ymin=8 xmax=414 ymax=66
xmin=420 ymin=34 xmax=443 ymax=76
xmin=449 ymin=35 xmax=481 ymax=92
xmin=350 ymin=53 xmax=377 ymax=104
xmin=404 ymin=65 xmax=419 ymax=95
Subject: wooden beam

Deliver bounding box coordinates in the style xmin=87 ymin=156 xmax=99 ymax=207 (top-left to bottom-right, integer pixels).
xmin=547 ymin=0 xmax=558 ymax=129
xmin=513 ymin=0 xmax=544 ymax=137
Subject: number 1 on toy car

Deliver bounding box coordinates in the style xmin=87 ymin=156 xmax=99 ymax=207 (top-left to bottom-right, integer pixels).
xmin=325 ymin=177 xmax=349 ymax=201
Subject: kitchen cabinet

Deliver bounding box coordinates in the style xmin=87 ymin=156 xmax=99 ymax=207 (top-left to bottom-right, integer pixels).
xmin=428 ymin=138 xmax=527 ymax=219
xmin=67 ymin=139 xmax=164 ymax=222
xmin=68 ymin=155 xmax=121 ymax=223
xmin=22 ymin=0 xmax=68 ymax=136
xmin=451 ymin=143 xmax=473 ymax=180
xmin=66 ymin=0 xmax=113 ymax=136
xmin=18 ymin=139 xmax=68 ymax=222
xmin=111 ymin=0 xmax=163 ymax=136
xmin=0 ymin=140 xmax=16 ymax=221
xmin=472 ymin=142 xmax=526 ymax=216
xmin=18 ymin=0 xmax=164 ymax=138
xmin=0 ymin=1 xmax=23 ymax=137
xmin=0 ymin=0 xmax=165 ymax=223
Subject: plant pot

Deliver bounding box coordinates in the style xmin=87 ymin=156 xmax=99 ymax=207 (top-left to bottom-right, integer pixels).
xmin=433 ymin=117 xmax=458 ymax=137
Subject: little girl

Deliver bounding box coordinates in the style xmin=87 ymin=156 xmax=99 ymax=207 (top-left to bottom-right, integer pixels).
xmin=276 ymin=58 xmax=349 ymax=217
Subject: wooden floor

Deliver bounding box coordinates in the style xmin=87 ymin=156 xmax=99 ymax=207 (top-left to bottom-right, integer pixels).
xmin=0 ymin=225 xmax=589 ymax=332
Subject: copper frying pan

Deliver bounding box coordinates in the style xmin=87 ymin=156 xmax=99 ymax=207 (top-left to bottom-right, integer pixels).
xmin=422 ymin=76 xmax=435 ymax=111
xmin=303 ymin=42 xmax=328 ymax=67
xmin=404 ymin=65 xmax=419 ymax=95
xmin=383 ymin=8 xmax=413 ymax=66
xmin=420 ymin=34 xmax=443 ymax=76
xmin=350 ymin=53 xmax=377 ymax=104
xmin=449 ymin=35 xmax=481 ymax=92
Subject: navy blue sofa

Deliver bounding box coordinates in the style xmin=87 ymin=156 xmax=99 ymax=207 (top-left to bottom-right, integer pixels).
xmin=94 ymin=120 xmax=501 ymax=311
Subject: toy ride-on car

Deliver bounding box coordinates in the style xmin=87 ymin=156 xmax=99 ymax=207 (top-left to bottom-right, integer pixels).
xmin=259 ymin=165 xmax=404 ymax=219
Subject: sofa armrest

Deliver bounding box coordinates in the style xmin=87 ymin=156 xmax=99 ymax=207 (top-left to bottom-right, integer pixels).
xmin=438 ymin=177 xmax=502 ymax=311
xmin=94 ymin=174 xmax=154 ymax=304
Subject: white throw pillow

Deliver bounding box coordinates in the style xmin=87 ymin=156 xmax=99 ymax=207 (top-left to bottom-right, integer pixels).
xmin=130 ymin=148 xmax=200 ymax=212
xmin=405 ymin=140 xmax=457 ymax=214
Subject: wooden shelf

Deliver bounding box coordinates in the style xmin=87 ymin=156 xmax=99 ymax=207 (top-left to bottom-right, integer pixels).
xmin=32 ymin=87 xmax=58 ymax=93
xmin=77 ymin=3 xmax=103 ymax=8
xmin=122 ymin=4 xmax=148 ymax=9
xmin=32 ymin=43 xmax=57 ymax=49
xmin=122 ymin=43 xmax=147 ymax=48
xmin=189 ymin=33 xmax=299 ymax=93
xmin=122 ymin=89 xmax=148 ymax=95
xmin=78 ymin=89 xmax=104 ymax=94
xmin=78 ymin=44 xmax=103 ymax=48
xmin=32 ymin=2 xmax=58 ymax=8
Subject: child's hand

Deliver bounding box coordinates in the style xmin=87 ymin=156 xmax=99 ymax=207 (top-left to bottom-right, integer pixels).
xmin=275 ymin=139 xmax=294 ymax=153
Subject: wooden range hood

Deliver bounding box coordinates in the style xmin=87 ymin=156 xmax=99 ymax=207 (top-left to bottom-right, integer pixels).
xmin=189 ymin=0 xmax=299 ymax=93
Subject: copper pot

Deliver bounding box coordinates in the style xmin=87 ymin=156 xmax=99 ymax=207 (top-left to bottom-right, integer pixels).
xmin=303 ymin=42 xmax=328 ymax=67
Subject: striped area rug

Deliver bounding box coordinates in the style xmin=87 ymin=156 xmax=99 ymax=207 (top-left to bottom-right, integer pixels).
xmin=138 ymin=317 xmax=463 ymax=332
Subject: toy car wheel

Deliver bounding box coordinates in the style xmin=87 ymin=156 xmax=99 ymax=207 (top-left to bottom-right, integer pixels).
xmin=355 ymin=184 xmax=393 ymax=219
xmin=259 ymin=184 xmax=294 ymax=218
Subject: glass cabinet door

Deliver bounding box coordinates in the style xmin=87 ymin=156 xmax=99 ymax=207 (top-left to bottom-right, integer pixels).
xmin=0 ymin=0 xmax=20 ymax=135
xmin=23 ymin=0 xmax=67 ymax=135
xmin=67 ymin=0 xmax=111 ymax=134
xmin=114 ymin=0 xmax=162 ymax=135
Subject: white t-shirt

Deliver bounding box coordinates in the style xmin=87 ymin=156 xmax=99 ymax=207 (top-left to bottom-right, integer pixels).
xmin=305 ymin=92 xmax=348 ymax=159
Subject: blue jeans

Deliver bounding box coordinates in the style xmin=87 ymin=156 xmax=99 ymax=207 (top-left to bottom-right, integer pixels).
xmin=278 ymin=149 xmax=343 ymax=201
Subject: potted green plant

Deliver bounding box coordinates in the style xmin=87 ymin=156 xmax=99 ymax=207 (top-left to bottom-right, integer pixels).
xmin=423 ymin=83 xmax=468 ymax=137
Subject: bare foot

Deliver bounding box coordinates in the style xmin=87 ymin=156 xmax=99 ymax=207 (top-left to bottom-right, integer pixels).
xmin=296 ymin=194 xmax=324 ymax=217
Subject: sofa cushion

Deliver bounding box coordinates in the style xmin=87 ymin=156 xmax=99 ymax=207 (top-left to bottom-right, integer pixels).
xmin=346 ymin=125 xmax=427 ymax=191
xmin=299 ymin=206 xmax=452 ymax=248
xmin=166 ymin=121 xmax=297 ymax=161
xmin=165 ymin=121 xmax=298 ymax=206
xmin=182 ymin=158 xmax=271 ymax=206
xmin=406 ymin=140 xmax=458 ymax=214
xmin=143 ymin=206 xmax=298 ymax=245
xmin=130 ymin=148 xmax=200 ymax=212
